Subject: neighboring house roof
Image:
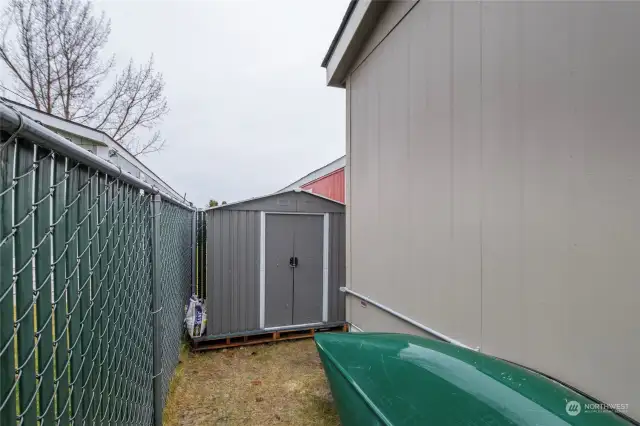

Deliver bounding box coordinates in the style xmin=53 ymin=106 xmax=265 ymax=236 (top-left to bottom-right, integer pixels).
xmin=278 ymin=156 xmax=345 ymax=193
xmin=1 ymin=97 xmax=113 ymax=146
xmin=1 ymin=97 xmax=182 ymax=199
xmin=207 ymin=188 xmax=345 ymax=211
xmin=321 ymin=0 xmax=389 ymax=87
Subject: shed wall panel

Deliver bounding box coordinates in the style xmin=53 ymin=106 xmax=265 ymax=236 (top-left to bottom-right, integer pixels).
xmin=346 ymin=0 xmax=640 ymax=419
xmin=348 ymin=0 xmax=482 ymax=349
xmin=205 ymin=192 xmax=345 ymax=336
xmin=206 ymin=210 xmax=261 ymax=335
xmin=329 ymin=213 xmax=346 ymax=322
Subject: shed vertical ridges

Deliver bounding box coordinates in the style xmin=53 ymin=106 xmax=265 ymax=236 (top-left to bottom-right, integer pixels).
xmin=203 ymin=191 xmax=345 ymax=338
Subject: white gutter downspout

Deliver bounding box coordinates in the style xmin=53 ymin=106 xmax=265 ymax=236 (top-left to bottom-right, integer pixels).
xmin=340 ymin=287 xmax=478 ymax=351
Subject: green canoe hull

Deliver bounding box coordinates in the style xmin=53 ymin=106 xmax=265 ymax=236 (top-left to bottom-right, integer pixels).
xmin=314 ymin=332 xmax=632 ymax=426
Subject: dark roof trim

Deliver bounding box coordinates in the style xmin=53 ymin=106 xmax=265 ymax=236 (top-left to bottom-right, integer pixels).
xmin=321 ymin=0 xmax=358 ymax=68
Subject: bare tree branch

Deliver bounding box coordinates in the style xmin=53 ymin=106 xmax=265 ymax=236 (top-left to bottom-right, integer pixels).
xmin=0 ymin=0 xmax=169 ymax=155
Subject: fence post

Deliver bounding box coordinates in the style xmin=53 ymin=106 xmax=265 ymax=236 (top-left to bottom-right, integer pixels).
xmin=191 ymin=209 xmax=197 ymax=296
xmin=151 ymin=193 xmax=163 ymax=426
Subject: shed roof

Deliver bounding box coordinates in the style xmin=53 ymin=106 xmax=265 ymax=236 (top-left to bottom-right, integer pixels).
xmin=206 ymin=189 xmax=344 ymax=212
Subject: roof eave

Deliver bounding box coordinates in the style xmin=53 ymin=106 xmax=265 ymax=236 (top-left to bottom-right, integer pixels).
xmin=322 ymin=0 xmax=388 ymax=88
xmin=205 ymin=189 xmax=345 ymax=212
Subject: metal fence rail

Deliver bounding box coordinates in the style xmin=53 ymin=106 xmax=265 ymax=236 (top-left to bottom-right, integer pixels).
xmin=0 ymin=103 xmax=194 ymax=425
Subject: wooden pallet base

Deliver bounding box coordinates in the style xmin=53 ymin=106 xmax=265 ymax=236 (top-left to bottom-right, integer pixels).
xmin=191 ymin=323 xmax=348 ymax=352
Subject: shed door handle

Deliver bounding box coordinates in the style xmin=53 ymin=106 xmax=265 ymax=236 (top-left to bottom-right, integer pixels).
xmin=289 ymin=257 xmax=295 ymax=268
xmin=294 ymin=257 xmax=299 ymax=267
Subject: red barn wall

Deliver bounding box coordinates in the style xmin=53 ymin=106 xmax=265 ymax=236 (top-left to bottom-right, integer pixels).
xmin=301 ymin=168 xmax=345 ymax=203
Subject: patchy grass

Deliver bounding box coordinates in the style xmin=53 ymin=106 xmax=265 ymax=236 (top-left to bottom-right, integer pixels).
xmin=163 ymin=339 xmax=340 ymax=426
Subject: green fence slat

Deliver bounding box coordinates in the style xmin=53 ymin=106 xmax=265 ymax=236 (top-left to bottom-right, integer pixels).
xmin=34 ymin=147 xmax=54 ymax=424
xmin=76 ymin=166 xmax=91 ymax=423
xmin=131 ymin=190 xmax=145 ymax=423
xmin=121 ymin=186 xmax=132 ymax=423
xmin=96 ymin=173 xmax=108 ymax=423
xmin=114 ymin=181 xmax=125 ymax=423
xmin=104 ymin=177 xmax=116 ymax=424
xmin=52 ymin=155 xmax=69 ymax=425
xmin=88 ymin=171 xmax=100 ymax=424
xmin=142 ymin=195 xmax=153 ymax=422
xmin=1 ymin=115 xmax=194 ymax=426
xmin=0 ymin=138 xmax=16 ymax=425
xmin=15 ymin=142 xmax=37 ymax=425
xmin=125 ymin=190 xmax=137 ymax=422
xmin=66 ymin=162 xmax=81 ymax=424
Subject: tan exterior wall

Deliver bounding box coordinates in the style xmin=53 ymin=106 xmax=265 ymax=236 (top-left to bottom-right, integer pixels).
xmin=345 ymin=0 xmax=640 ymax=419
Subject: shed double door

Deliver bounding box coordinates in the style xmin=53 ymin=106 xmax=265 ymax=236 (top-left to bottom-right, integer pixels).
xmin=265 ymin=214 xmax=324 ymax=328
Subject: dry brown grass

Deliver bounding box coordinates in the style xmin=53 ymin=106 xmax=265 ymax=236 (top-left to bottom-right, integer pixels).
xmin=163 ymin=339 xmax=340 ymax=426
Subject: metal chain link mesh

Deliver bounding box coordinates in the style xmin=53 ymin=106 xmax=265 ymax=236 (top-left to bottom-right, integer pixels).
xmin=1 ymin=124 xmax=193 ymax=425
xmin=158 ymin=201 xmax=192 ymax=407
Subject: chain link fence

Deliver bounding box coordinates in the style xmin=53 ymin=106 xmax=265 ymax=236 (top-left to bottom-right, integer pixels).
xmin=158 ymin=201 xmax=193 ymax=409
xmin=0 ymin=103 xmax=195 ymax=425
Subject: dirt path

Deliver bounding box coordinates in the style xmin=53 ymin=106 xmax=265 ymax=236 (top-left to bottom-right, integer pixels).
xmin=163 ymin=339 xmax=340 ymax=425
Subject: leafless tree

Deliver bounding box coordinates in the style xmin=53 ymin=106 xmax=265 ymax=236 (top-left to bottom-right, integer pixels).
xmin=0 ymin=0 xmax=168 ymax=155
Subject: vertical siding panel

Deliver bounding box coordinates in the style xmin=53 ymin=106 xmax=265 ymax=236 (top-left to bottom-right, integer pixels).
xmin=213 ymin=212 xmax=222 ymax=335
xmin=209 ymin=212 xmax=215 ymax=335
xmin=451 ymin=0 xmax=482 ymax=349
xmin=222 ymin=210 xmax=231 ymax=333
xmin=246 ymin=212 xmax=255 ymax=330
xmin=252 ymin=212 xmax=260 ymax=328
xmin=216 ymin=211 xmax=224 ymax=335
xmin=205 ymin=213 xmax=213 ymax=334
xmin=214 ymin=211 xmax=223 ymax=335
xmin=228 ymin=211 xmax=235 ymax=333
xmin=238 ymin=211 xmax=247 ymax=332
xmin=327 ymin=213 xmax=346 ymax=323
xmin=213 ymin=211 xmax=220 ymax=335
xmin=481 ymin=1 xmax=524 ymax=360
xmin=331 ymin=214 xmax=339 ymax=322
xmin=251 ymin=212 xmax=258 ymax=330
xmin=253 ymin=212 xmax=261 ymax=328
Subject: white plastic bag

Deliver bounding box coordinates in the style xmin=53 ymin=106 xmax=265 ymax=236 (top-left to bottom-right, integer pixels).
xmin=185 ymin=295 xmax=207 ymax=338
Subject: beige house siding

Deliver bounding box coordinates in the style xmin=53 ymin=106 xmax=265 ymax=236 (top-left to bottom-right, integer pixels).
xmin=345 ymin=0 xmax=640 ymax=419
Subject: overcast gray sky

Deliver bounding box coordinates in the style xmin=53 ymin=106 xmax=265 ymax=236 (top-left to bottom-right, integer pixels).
xmin=2 ymin=0 xmax=349 ymax=206
xmin=100 ymin=0 xmax=349 ymax=206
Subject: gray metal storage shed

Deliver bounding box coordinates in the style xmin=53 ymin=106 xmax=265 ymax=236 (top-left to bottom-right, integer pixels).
xmin=205 ymin=190 xmax=345 ymax=337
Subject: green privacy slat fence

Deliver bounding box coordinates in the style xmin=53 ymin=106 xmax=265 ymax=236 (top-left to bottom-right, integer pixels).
xmin=0 ymin=109 xmax=194 ymax=425
xmin=158 ymin=201 xmax=193 ymax=408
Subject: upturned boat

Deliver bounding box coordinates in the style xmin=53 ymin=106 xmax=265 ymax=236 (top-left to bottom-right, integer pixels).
xmin=314 ymin=332 xmax=632 ymax=426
